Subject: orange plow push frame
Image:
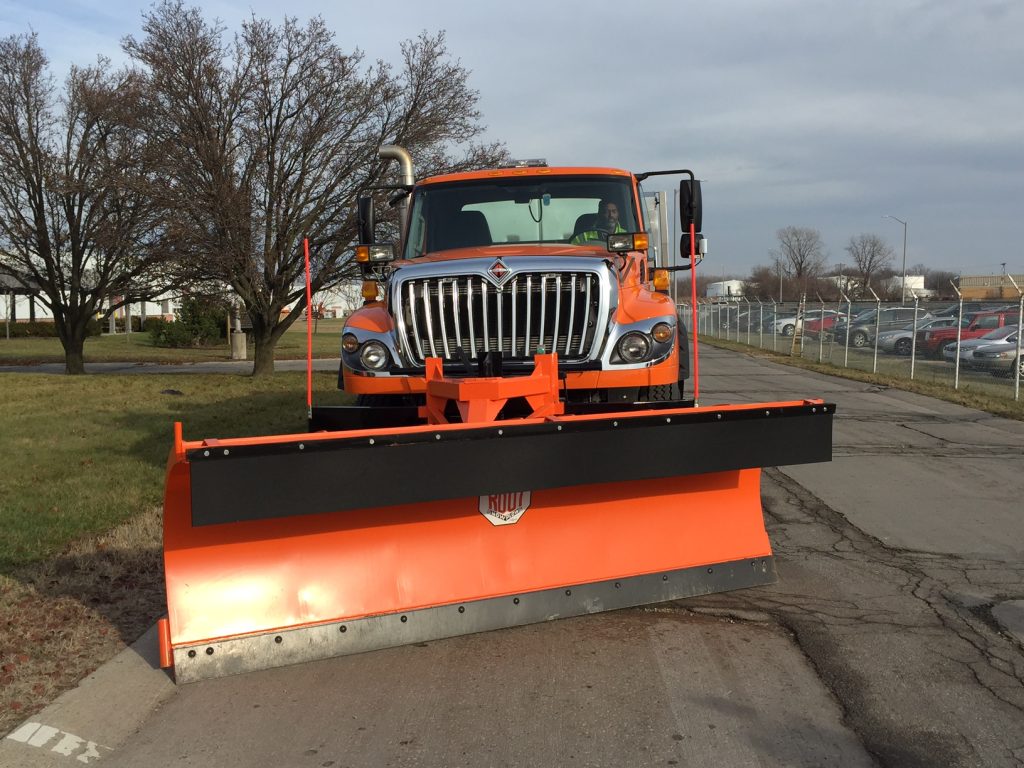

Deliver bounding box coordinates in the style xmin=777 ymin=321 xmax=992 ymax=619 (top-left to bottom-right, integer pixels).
xmin=160 ymin=392 xmax=833 ymax=683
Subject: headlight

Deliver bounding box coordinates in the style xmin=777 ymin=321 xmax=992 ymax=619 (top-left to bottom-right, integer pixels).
xmin=652 ymin=322 xmax=673 ymax=343
xmin=342 ymin=333 xmax=359 ymax=353
xmin=359 ymin=341 xmax=389 ymax=370
xmin=618 ymin=333 xmax=652 ymax=363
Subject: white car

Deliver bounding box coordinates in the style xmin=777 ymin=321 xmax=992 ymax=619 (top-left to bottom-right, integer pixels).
xmin=770 ymin=309 xmax=843 ymax=337
xmin=941 ymin=325 xmax=1018 ymax=366
xmin=971 ymin=336 xmax=1023 ymax=377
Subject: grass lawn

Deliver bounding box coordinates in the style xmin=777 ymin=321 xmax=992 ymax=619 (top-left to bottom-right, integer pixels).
xmin=0 ymin=318 xmax=345 ymax=365
xmin=0 ymin=371 xmax=350 ymax=573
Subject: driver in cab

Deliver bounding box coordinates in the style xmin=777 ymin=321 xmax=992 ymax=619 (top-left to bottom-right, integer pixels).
xmin=571 ymin=200 xmax=626 ymax=244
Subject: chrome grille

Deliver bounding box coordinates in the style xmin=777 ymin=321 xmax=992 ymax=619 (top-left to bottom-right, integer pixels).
xmin=395 ymin=272 xmax=602 ymax=365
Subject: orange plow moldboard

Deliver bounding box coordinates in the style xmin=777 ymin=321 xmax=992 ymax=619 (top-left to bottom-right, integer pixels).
xmin=161 ymin=399 xmax=833 ymax=682
xmin=164 ymin=468 xmax=770 ymax=682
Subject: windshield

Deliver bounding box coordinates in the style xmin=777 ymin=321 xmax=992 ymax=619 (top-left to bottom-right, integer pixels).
xmin=981 ymin=325 xmax=1017 ymax=340
xmin=899 ymin=318 xmax=947 ymax=331
xmin=403 ymin=175 xmax=638 ymax=258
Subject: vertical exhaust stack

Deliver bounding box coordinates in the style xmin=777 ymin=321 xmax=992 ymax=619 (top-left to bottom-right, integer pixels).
xmin=379 ymin=145 xmax=415 ymax=247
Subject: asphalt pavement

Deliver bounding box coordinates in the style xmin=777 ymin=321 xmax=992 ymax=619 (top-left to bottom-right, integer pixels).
xmin=3 ymin=345 xmax=1023 ymax=767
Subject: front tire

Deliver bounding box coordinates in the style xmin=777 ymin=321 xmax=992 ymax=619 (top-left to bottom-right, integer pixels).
xmin=1007 ymin=357 xmax=1024 ymax=379
xmin=641 ymin=383 xmax=683 ymax=401
xmin=894 ymin=338 xmax=912 ymax=355
xmin=781 ymin=324 xmax=795 ymax=336
xmin=851 ymin=331 xmax=868 ymax=348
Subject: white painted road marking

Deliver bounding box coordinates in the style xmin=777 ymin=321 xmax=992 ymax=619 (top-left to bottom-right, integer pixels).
xmin=5 ymin=722 xmax=110 ymax=763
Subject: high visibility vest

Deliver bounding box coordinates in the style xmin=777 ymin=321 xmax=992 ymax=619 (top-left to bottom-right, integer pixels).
xmin=571 ymin=223 xmax=625 ymax=244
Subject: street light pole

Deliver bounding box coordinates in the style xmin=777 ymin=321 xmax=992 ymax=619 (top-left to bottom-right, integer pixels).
xmin=883 ymin=215 xmax=908 ymax=303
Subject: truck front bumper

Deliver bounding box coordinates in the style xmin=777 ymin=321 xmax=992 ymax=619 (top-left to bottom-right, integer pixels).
xmin=342 ymin=349 xmax=681 ymax=395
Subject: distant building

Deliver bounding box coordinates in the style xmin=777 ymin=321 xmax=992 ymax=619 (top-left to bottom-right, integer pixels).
xmin=705 ymin=280 xmax=746 ymax=301
xmin=1 ymin=275 xmax=179 ymax=325
xmin=958 ymin=274 xmax=1024 ymax=301
xmin=880 ymin=275 xmax=936 ymax=299
xmin=1 ymin=272 xmax=44 ymax=321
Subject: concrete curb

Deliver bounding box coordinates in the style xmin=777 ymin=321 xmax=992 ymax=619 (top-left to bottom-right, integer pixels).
xmin=1 ymin=624 xmax=175 ymax=766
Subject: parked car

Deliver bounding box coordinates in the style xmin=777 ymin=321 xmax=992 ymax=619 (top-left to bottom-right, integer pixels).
xmin=878 ymin=317 xmax=961 ymax=355
xmin=971 ymin=333 xmax=1023 ymax=378
xmin=931 ymin=302 xmax=992 ymax=318
xmin=771 ymin=309 xmax=844 ymax=337
xmin=832 ymin=307 xmax=933 ymax=348
xmin=725 ymin=309 xmax=768 ymax=332
xmin=803 ymin=311 xmax=849 ymax=339
xmin=917 ymin=309 xmax=1022 ymax=358
xmin=941 ymin=325 xmax=1019 ymax=366
xmin=760 ymin=310 xmax=797 ymax=331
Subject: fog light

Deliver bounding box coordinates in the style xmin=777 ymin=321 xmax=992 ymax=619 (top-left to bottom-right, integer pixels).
xmin=359 ymin=341 xmax=388 ymax=370
xmin=618 ymin=332 xmax=651 ymax=363
xmin=652 ymin=322 xmax=673 ymax=343
xmin=342 ymin=333 xmax=359 ymax=353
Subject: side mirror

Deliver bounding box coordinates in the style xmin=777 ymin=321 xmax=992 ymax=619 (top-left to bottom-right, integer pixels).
xmin=358 ymin=196 xmax=375 ymax=244
xmin=679 ymin=179 xmax=702 ymax=234
xmin=679 ymin=233 xmax=708 ymax=259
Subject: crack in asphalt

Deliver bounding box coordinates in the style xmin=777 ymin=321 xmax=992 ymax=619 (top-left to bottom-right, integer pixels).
xmin=671 ymin=468 xmax=1024 ymax=768
xmin=835 ymin=446 xmax=1018 ymax=458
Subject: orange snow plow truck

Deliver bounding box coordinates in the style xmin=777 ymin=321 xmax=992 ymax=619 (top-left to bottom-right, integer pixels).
xmin=159 ymin=146 xmax=834 ymax=682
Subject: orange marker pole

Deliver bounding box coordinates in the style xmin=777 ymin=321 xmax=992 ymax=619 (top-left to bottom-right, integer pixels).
xmin=689 ymin=221 xmax=700 ymax=405
xmin=304 ymin=238 xmax=313 ymax=419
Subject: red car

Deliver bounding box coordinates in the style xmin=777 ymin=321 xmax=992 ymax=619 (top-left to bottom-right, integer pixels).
xmin=917 ymin=310 xmax=1021 ymax=358
xmin=803 ymin=311 xmax=847 ymax=338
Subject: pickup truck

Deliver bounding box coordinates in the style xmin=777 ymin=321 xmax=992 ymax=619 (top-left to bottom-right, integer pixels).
xmin=917 ymin=309 xmax=1021 ymax=359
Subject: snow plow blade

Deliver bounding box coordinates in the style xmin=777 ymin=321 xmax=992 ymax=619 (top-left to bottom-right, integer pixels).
xmin=161 ymin=400 xmax=833 ymax=682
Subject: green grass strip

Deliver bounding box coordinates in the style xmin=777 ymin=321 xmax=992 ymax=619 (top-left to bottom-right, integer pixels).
xmin=0 ymin=371 xmax=349 ymax=572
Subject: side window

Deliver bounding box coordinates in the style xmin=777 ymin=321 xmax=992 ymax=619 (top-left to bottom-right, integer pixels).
xmin=405 ymin=196 xmax=427 ymax=258
xmin=976 ymin=316 xmax=999 ymax=329
xmin=637 ymin=181 xmax=648 ymax=230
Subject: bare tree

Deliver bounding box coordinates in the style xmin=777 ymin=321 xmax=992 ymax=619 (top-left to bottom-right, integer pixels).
xmin=748 ymin=263 xmax=784 ymax=301
xmin=845 ymin=233 xmax=893 ymax=298
xmin=124 ymin=3 xmax=507 ymax=374
xmin=771 ymin=226 xmax=827 ymax=291
xmin=924 ymin=268 xmax=957 ymax=295
xmin=0 ymin=34 xmax=173 ymax=373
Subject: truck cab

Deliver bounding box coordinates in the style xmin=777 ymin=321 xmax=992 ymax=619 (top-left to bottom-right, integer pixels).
xmin=341 ymin=157 xmax=701 ymax=409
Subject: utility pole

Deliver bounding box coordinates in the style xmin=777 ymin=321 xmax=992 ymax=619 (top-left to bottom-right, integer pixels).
xmin=883 ymin=215 xmax=908 ymax=303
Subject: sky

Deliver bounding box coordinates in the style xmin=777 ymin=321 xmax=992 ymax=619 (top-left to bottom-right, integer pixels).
xmin=2 ymin=0 xmax=1022 ymax=279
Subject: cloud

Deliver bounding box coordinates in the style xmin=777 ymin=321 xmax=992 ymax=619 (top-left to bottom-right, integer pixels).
xmin=3 ymin=0 xmax=1023 ymax=273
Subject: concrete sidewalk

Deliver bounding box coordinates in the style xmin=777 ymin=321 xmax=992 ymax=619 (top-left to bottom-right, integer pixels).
xmin=1 ymin=626 xmax=174 ymax=766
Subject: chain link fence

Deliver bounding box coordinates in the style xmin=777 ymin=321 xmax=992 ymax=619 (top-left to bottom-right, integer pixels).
xmin=680 ymin=297 xmax=1024 ymax=402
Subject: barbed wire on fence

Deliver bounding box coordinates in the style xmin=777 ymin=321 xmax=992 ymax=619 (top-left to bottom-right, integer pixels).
xmin=682 ymin=297 xmax=1024 ymax=402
